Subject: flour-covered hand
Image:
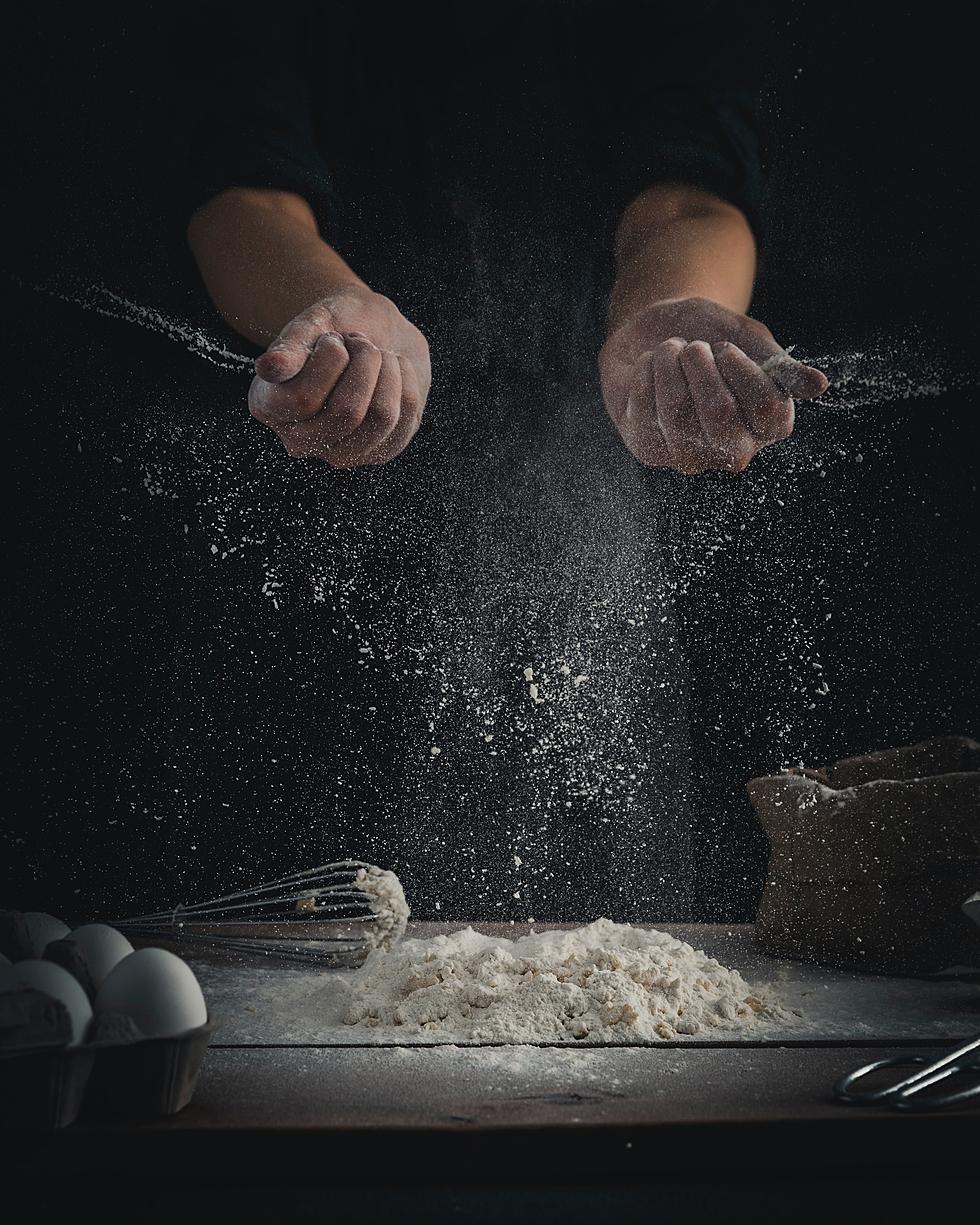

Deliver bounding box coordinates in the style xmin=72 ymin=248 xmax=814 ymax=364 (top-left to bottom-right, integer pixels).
xmin=248 ymin=287 xmax=431 ymax=468
xmin=599 ymin=296 xmax=829 ymax=474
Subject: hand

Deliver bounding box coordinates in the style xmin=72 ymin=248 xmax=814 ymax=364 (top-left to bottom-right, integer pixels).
xmin=598 ymin=296 xmax=829 ymax=474
xmin=248 ymin=287 xmax=431 ymax=468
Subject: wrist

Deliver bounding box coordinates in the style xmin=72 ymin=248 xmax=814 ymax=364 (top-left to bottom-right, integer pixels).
xmin=607 ymin=286 xmax=704 ymax=335
xmin=304 ymin=287 xmax=402 ymax=342
xmin=608 ymin=185 xmax=755 ymax=332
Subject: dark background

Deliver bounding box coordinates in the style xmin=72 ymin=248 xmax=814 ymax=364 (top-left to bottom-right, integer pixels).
xmin=2 ymin=3 xmax=977 ymax=922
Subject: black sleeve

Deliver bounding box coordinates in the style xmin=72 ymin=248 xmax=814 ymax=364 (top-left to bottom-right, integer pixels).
xmin=571 ymin=1 xmax=767 ymax=242
xmin=171 ymin=5 xmax=339 ymax=238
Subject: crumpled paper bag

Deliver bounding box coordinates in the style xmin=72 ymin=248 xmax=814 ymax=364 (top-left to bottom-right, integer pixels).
xmin=747 ymin=736 xmax=980 ymax=974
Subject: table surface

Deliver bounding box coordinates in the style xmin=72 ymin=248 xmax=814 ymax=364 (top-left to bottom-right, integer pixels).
xmin=9 ymin=924 xmax=980 ymax=1178
xmin=191 ymin=921 xmax=980 ymax=1047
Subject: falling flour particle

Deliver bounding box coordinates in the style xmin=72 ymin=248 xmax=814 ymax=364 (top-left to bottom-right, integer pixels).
xmin=344 ymin=919 xmax=798 ymax=1042
xmin=760 ymin=351 xmax=801 ymax=394
xmin=355 ymin=866 xmax=410 ymax=951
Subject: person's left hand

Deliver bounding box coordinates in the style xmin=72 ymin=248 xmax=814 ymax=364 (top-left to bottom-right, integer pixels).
xmin=598 ymin=296 xmax=829 ymax=474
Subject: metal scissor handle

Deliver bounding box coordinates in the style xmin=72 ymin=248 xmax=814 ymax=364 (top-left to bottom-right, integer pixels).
xmin=833 ymin=1034 xmax=980 ymax=1112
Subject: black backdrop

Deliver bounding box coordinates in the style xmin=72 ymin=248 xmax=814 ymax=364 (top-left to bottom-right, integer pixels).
xmin=2 ymin=3 xmax=977 ymax=922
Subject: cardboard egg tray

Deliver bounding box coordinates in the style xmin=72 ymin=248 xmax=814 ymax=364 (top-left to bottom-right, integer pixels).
xmin=0 ymin=914 xmax=215 ymax=1129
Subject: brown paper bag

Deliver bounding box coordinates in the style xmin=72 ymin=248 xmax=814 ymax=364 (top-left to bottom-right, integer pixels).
xmin=747 ymin=736 xmax=980 ymax=974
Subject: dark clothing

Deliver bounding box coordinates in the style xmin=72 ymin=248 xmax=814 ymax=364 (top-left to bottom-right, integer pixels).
xmin=177 ymin=2 xmax=765 ymax=269
xmin=152 ymin=3 xmax=771 ymax=922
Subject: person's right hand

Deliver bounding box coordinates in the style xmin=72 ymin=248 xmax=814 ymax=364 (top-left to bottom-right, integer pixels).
xmin=248 ymin=287 xmax=431 ymax=467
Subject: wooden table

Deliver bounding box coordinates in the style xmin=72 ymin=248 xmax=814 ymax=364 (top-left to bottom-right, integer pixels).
xmin=6 ymin=924 xmax=979 ymax=1203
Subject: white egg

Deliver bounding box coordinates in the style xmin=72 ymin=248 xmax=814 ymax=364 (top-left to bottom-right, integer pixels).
xmin=0 ymin=958 xmax=93 ymax=1044
xmin=95 ymin=947 xmax=207 ymax=1038
xmin=23 ymin=912 xmax=70 ymax=957
xmin=61 ymin=924 xmax=134 ymax=989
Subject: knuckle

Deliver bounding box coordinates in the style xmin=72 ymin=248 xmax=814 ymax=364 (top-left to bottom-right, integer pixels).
xmin=293 ymin=389 xmax=325 ymax=417
xmin=248 ymin=386 xmax=272 ymax=418
xmin=660 ymin=391 xmax=690 ymax=416
xmin=344 ymin=332 xmax=380 ymax=353
xmin=324 ymin=402 xmax=363 ymax=436
xmin=744 ymin=317 xmax=773 ymax=342
xmin=754 ymin=405 xmax=793 ymax=441
xmin=769 ymin=409 xmax=794 ymax=440
xmin=709 ymin=393 xmax=739 ymax=420
xmin=655 ymin=338 xmax=686 ymax=358
xmin=728 ymin=446 xmax=755 ymax=473
xmin=372 ymin=401 xmax=400 ymax=431
xmin=597 ymin=341 xmax=616 ymax=374
xmin=346 ymin=405 xmax=372 ymax=433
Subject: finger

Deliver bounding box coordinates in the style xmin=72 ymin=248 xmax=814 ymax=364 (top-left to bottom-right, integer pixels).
xmin=254 ymin=313 xmax=331 ymax=383
xmin=323 ymin=333 xmax=383 ymax=436
xmin=759 ymin=352 xmax=829 ymax=400
xmin=731 ymin=328 xmax=829 ymax=401
xmin=653 ymin=338 xmax=704 ymax=473
xmin=367 ymin=355 xmax=425 ymax=465
xmin=713 ymin=341 xmax=795 ymax=442
xmin=619 ymin=351 xmax=670 ymax=466
xmin=369 ymin=356 xmax=424 ymax=465
xmin=273 ymin=334 xmax=383 ymax=458
xmin=678 ymin=340 xmax=753 ymax=471
xmin=281 ymin=332 xmax=382 ymax=449
xmin=323 ymin=351 xmax=402 ymax=469
xmin=250 ymin=331 xmax=349 ymax=426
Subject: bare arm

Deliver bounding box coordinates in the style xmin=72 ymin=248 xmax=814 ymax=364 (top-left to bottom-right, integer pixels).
xmin=599 ymin=183 xmax=828 ymax=474
xmin=608 ymin=183 xmax=755 ymax=327
xmin=188 ymin=187 xmax=431 ymax=468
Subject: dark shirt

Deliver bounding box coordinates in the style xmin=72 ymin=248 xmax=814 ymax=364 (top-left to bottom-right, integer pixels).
xmin=177 ymin=2 xmax=765 ymax=326
xmin=163 ymin=5 xmax=768 ymax=921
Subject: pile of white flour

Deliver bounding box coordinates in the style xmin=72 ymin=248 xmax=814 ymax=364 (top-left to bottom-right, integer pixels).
xmin=344 ymin=918 xmax=797 ymax=1042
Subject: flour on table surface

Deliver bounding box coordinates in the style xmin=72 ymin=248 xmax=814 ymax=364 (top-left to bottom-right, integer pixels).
xmin=344 ymin=918 xmax=798 ymax=1042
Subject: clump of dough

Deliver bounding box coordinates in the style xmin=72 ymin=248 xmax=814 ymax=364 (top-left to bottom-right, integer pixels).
xmin=356 ymin=866 xmax=410 ymax=951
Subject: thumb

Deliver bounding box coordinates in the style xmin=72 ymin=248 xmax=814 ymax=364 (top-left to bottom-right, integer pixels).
xmin=254 ymin=315 xmax=330 ymax=384
xmin=760 ymin=352 xmax=830 ymax=400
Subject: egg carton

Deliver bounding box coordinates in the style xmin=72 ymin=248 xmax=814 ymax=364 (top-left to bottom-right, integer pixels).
xmin=0 ymin=912 xmax=215 ymax=1130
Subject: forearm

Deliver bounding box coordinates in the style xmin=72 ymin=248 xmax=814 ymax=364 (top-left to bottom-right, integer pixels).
xmin=187 ymin=188 xmax=367 ymax=346
xmin=607 ymin=183 xmax=756 ymax=330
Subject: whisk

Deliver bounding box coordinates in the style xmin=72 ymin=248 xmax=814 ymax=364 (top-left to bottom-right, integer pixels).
xmin=105 ymin=861 xmax=408 ymax=966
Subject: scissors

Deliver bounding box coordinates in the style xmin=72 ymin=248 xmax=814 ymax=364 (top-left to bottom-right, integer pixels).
xmin=833 ymin=1033 xmax=980 ymax=1111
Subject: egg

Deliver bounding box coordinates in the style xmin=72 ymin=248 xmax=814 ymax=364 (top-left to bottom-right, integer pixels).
xmin=95 ymin=947 xmax=207 ymax=1038
xmin=58 ymin=924 xmax=134 ymax=990
xmin=23 ymin=912 xmax=70 ymax=957
xmin=0 ymin=959 xmax=93 ymax=1044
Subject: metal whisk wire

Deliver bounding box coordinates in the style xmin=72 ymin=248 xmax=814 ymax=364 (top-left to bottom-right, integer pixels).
xmin=106 ymin=860 xmax=401 ymax=966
